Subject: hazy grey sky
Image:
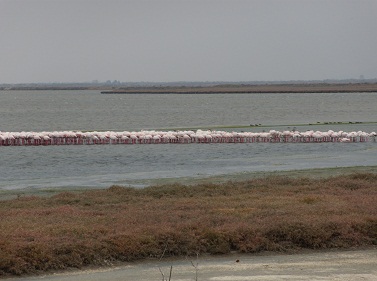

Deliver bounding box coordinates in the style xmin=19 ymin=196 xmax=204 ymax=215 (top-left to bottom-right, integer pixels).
xmin=1 ymin=0 xmax=376 ymax=83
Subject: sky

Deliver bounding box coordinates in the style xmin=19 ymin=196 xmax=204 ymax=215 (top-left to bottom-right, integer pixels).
xmin=0 ymin=0 xmax=376 ymax=83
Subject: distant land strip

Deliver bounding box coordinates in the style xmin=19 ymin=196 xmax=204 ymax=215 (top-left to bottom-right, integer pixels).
xmin=101 ymin=83 xmax=377 ymax=94
xmin=155 ymin=121 xmax=377 ymax=131
xmin=2 ymin=82 xmax=377 ymax=93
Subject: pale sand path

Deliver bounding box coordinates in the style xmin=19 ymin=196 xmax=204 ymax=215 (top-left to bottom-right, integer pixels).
xmin=4 ymin=248 xmax=377 ymax=281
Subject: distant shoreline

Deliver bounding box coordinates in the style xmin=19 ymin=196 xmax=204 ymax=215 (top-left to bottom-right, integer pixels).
xmin=1 ymin=82 xmax=377 ymax=93
xmin=100 ymin=83 xmax=377 ymax=94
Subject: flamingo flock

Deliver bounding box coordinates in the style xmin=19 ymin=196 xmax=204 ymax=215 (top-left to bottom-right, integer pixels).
xmin=0 ymin=129 xmax=376 ymax=146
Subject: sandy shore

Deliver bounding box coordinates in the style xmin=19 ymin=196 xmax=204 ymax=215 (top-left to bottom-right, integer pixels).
xmin=4 ymin=248 xmax=377 ymax=281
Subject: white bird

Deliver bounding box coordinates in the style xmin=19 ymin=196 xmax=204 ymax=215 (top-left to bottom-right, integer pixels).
xmin=0 ymin=129 xmax=375 ymax=146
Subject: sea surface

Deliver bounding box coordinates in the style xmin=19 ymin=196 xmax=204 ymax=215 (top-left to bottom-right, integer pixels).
xmin=1 ymin=90 xmax=377 ymax=191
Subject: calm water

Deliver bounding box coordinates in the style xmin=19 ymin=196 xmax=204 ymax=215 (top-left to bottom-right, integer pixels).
xmin=1 ymin=90 xmax=377 ymax=191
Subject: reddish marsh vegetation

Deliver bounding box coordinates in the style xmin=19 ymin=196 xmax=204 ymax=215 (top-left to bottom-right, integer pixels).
xmin=0 ymin=173 xmax=376 ymax=277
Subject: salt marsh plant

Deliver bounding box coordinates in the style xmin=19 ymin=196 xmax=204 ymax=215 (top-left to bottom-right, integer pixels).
xmin=0 ymin=173 xmax=376 ymax=276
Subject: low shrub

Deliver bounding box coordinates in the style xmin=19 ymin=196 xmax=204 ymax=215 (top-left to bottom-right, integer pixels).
xmin=0 ymin=173 xmax=376 ymax=276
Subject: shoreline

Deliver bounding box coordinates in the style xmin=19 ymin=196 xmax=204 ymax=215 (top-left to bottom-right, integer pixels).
xmin=1 ymin=165 xmax=377 ymax=200
xmin=2 ymin=82 xmax=377 ymax=93
xmin=100 ymin=82 xmax=377 ymax=94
